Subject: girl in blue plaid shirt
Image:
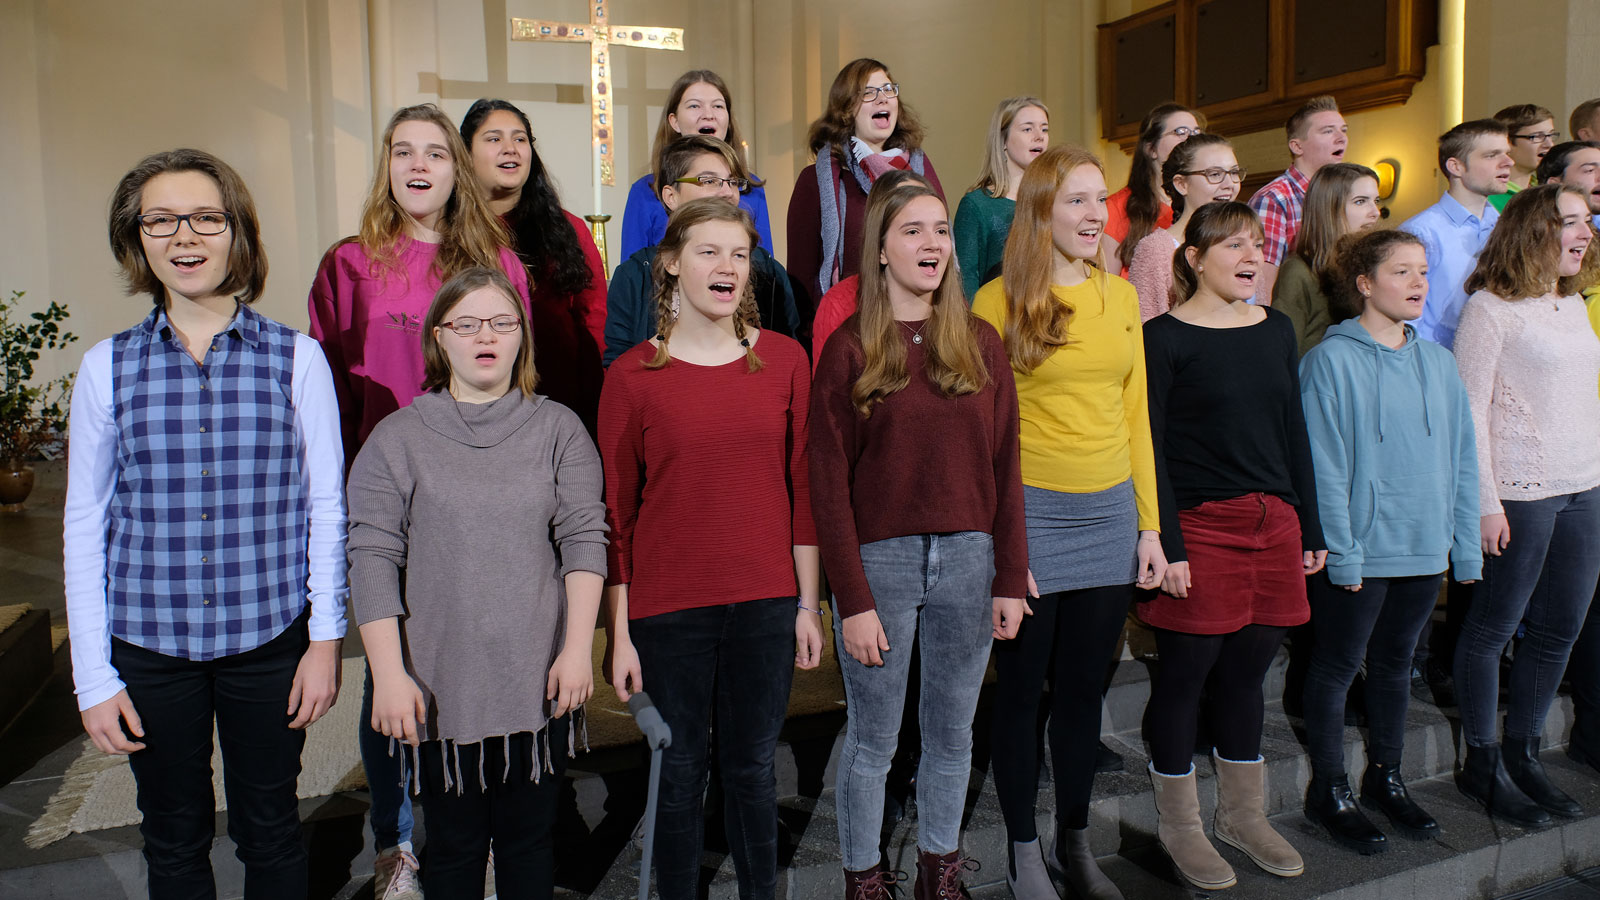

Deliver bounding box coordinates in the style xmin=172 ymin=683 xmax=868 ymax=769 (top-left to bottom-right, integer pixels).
xmin=63 ymin=149 xmax=348 ymax=900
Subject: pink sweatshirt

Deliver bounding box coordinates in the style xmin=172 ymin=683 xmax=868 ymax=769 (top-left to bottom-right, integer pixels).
xmin=308 ymin=237 xmax=532 ymax=457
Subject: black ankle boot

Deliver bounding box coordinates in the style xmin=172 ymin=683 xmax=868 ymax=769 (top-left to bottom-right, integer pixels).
xmin=1305 ymin=774 xmax=1387 ymax=854
xmin=1359 ymin=762 xmax=1439 ymax=838
xmin=1503 ymin=736 xmax=1583 ymax=818
xmin=1456 ymin=743 xmax=1552 ymax=827
xmin=1568 ymin=717 xmax=1600 ymax=775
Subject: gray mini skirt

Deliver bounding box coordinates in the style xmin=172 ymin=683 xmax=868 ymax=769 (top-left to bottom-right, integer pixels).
xmin=1025 ymin=480 xmax=1140 ymax=595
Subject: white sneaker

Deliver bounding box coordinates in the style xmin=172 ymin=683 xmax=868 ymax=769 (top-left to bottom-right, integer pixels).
xmin=375 ymin=846 xmax=423 ymax=900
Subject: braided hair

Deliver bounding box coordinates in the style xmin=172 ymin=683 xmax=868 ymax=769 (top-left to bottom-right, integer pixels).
xmin=644 ymin=198 xmax=764 ymax=372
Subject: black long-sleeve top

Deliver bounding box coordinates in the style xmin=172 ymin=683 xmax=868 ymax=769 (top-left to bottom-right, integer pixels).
xmin=1143 ymin=308 xmax=1326 ymax=562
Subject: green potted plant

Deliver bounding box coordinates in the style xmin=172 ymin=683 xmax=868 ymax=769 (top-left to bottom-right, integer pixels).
xmin=1 ymin=290 xmax=76 ymax=509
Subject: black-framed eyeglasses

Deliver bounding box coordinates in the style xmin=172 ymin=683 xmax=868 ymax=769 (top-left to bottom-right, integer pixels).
xmin=440 ymin=315 xmax=521 ymax=336
xmin=1180 ymin=167 xmax=1246 ymax=184
xmin=860 ymin=83 xmax=900 ymax=103
xmin=137 ymin=211 xmax=232 ymax=237
xmin=674 ymin=174 xmax=750 ymax=192
xmin=1514 ymin=130 xmax=1561 ymax=144
xmin=1166 ymin=125 xmax=1204 ymax=139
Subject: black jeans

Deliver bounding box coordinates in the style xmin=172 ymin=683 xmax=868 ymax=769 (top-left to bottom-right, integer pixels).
xmin=416 ymin=720 xmax=571 ymax=900
xmin=113 ymin=611 xmax=310 ymax=900
xmin=1303 ymin=572 xmax=1442 ymax=776
xmin=1456 ymin=488 xmax=1600 ymax=747
xmin=991 ymin=584 xmax=1130 ymax=835
xmin=1146 ymin=624 xmax=1288 ymax=775
xmin=631 ymin=596 xmax=796 ymax=900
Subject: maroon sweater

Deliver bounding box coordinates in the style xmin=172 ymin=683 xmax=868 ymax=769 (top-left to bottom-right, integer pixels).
xmin=786 ymin=152 xmax=944 ymax=319
xmin=809 ymin=319 xmax=1027 ymax=617
xmin=599 ymin=335 xmax=817 ymax=619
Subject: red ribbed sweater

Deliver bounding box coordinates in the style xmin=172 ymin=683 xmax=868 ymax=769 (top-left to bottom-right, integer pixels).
xmin=598 ymin=335 xmax=817 ymax=619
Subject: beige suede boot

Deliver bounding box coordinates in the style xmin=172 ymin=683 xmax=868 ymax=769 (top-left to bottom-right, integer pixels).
xmin=1211 ymin=753 xmax=1304 ymax=878
xmin=1148 ymin=764 xmax=1236 ymax=890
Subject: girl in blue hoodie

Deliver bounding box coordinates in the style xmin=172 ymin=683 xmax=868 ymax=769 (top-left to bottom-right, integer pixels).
xmin=1298 ymin=229 xmax=1480 ymax=854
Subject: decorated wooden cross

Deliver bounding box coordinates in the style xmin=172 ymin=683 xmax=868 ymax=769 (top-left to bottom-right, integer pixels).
xmin=511 ymin=1 xmax=684 ymax=200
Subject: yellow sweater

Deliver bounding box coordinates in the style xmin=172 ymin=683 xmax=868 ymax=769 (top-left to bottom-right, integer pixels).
xmin=972 ymin=274 xmax=1159 ymax=531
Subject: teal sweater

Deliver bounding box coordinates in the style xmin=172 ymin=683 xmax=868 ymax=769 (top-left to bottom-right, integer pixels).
xmin=954 ymin=189 xmax=1015 ymax=302
xmin=1298 ymin=319 xmax=1482 ymax=585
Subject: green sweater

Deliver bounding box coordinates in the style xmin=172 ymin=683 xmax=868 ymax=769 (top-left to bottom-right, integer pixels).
xmin=954 ymin=188 xmax=1015 ymax=301
xmin=1272 ymin=254 xmax=1337 ymax=358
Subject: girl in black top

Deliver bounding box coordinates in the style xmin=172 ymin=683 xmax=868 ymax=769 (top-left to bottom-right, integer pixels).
xmin=1140 ymin=201 xmax=1327 ymax=891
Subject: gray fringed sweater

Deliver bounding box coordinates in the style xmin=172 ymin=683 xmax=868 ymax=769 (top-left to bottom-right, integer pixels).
xmin=347 ymin=390 xmax=608 ymax=775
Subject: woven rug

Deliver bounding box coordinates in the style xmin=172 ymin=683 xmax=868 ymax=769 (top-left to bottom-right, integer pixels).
xmin=26 ymin=621 xmax=847 ymax=849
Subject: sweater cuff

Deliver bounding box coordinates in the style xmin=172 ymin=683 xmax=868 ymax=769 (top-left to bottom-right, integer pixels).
xmin=992 ymin=568 xmax=1029 ymax=601
xmin=349 ymin=556 xmax=406 ymax=626
xmin=1326 ymin=561 xmax=1363 ymax=586
xmin=829 ymin=582 xmax=877 ymax=619
xmin=1451 ymin=554 xmax=1483 ymax=584
xmin=559 ymin=538 xmax=609 ymax=580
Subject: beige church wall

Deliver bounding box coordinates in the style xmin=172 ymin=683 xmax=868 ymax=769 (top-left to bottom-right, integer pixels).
xmin=1463 ymin=0 xmax=1600 ymax=133
xmin=382 ymin=0 xmax=1100 ymax=270
xmin=2 ymin=0 xmax=373 ymax=385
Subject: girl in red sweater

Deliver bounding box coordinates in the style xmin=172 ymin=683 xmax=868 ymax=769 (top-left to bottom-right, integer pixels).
xmin=810 ymin=170 xmax=1027 ymax=900
xmin=598 ymin=199 xmax=822 ymax=900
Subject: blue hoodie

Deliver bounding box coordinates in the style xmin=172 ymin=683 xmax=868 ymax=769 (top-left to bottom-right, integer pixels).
xmin=1299 ymin=318 xmax=1482 ymax=585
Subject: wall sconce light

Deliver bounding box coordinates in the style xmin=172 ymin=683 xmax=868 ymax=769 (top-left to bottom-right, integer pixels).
xmin=1374 ymin=158 xmax=1400 ymax=201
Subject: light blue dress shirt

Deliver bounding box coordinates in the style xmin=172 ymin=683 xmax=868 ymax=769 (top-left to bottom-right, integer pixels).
xmin=1400 ymin=193 xmax=1499 ymax=350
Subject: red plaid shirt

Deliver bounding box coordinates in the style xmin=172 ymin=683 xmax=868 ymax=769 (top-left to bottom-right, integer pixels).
xmin=1248 ymin=167 xmax=1311 ymax=266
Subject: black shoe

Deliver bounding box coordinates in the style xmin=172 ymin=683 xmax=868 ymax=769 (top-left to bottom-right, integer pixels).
xmin=1456 ymin=743 xmax=1553 ymax=827
xmin=1360 ymin=763 xmax=1439 ymax=839
xmin=1568 ymin=730 xmax=1600 ymax=776
xmin=1418 ymin=660 xmax=1457 ymax=707
xmin=1094 ymin=739 xmax=1124 ymax=774
xmin=1306 ymin=774 xmax=1388 ymax=854
xmin=1409 ymin=665 xmax=1433 ymax=704
xmin=1503 ymin=736 xmax=1583 ymax=818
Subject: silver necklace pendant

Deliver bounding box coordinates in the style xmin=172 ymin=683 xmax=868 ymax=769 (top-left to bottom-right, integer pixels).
xmin=912 ymin=333 xmax=923 ymax=344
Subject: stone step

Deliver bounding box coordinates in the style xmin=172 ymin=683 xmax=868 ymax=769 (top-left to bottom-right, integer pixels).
xmin=0 ymin=605 xmax=55 ymax=734
xmin=589 ymin=677 xmax=1586 ymax=900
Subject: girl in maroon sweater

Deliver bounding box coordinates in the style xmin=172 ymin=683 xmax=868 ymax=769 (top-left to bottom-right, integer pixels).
xmin=810 ymin=170 xmax=1027 ymax=900
xmin=788 ymin=57 xmax=944 ymax=330
xmin=598 ymin=199 xmax=821 ymax=900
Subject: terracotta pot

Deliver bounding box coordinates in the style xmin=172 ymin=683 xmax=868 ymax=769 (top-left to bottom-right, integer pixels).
xmin=0 ymin=459 xmax=34 ymax=510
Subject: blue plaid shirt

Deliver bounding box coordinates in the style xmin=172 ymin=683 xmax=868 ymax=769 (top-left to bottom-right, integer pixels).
xmin=105 ymin=305 xmax=309 ymax=660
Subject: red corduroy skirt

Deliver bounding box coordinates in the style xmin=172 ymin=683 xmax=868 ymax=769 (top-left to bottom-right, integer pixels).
xmin=1137 ymin=492 xmax=1310 ymax=635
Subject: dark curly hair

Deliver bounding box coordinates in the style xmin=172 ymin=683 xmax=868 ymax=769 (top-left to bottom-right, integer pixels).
xmin=460 ymin=98 xmax=593 ymax=297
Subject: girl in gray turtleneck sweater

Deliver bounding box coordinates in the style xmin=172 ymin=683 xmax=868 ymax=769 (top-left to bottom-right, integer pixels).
xmin=348 ymin=267 xmax=608 ymax=899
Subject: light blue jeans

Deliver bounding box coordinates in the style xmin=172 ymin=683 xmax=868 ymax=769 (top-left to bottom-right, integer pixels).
xmin=833 ymin=532 xmax=996 ymax=871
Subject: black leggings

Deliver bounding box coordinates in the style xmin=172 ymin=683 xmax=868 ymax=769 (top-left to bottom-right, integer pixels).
xmin=1146 ymin=624 xmax=1288 ymax=776
xmin=991 ymin=584 xmax=1131 ymax=835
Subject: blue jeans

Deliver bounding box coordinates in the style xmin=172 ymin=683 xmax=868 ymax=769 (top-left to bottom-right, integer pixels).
xmin=1303 ymin=572 xmax=1442 ymax=775
xmin=360 ymin=664 xmax=414 ymax=850
xmin=1456 ymin=487 xmax=1600 ymax=747
xmin=834 ymin=532 xmax=996 ymax=871
xmin=630 ymin=596 xmax=796 ymax=900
